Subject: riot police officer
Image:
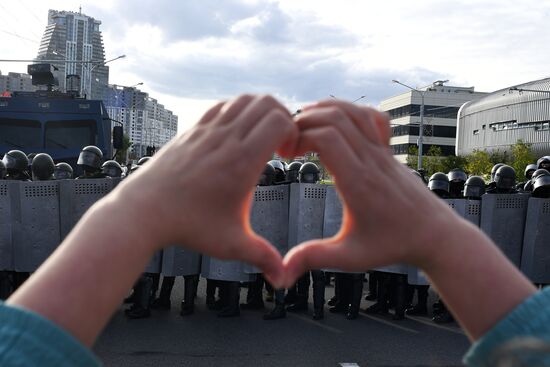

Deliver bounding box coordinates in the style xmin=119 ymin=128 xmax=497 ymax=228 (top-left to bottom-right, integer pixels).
xmin=76 ymin=146 xmax=106 ymax=179
xmin=53 ymin=163 xmax=74 ymax=180
xmin=448 ymin=169 xmax=467 ymax=198
xmin=427 ymin=172 xmax=454 ymax=323
xmin=286 ymin=161 xmax=302 ymax=183
xmin=537 ymin=156 xmax=550 ymax=171
xmin=151 ymin=274 xmax=199 ymax=317
xmin=242 ymin=163 xmax=277 ymax=312
xmin=268 ymin=159 xmax=286 ymax=183
xmin=428 ymin=172 xmax=450 ymax=198
xmin=463 ymin=176 xmax=486 ymax=200
xmin=285 ymin=162 xmax=326 ymax=320
xmin=532 ymin=172 xmax=550 ymax=198
xmin=101 ymin=160 xmax=123 ymax=178
xmin=2 ymin=150 xmax=31 ymax=181
xmin=31 ymin=153 xmax=55 ymax=181
xmin=525 ymin=169 xmax=550 ymax=192
xmin=487 ymin=165 xmax=517 ymax=194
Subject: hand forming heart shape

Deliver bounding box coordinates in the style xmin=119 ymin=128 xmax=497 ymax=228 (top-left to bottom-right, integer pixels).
xmin=122 ymin=94 xmax=460 ymax=289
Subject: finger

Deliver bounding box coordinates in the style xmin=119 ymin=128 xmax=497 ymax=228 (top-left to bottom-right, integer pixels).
xmin=305 ymin=100 xmax=386 ymax=146
xmin=236 ymin=231 xmax=285 ymax=288
xmin=282 ymin=239 xmax=348 ymax=288
xmin=197 ymin=101 xmax=226 ymax=125
xmin=243 ymin=109 xmax=298 ymax=163
xmin=294 ymin=107 xmax=371 ymax=159
xmin=214 ymin=94 xmax=255 ymax=126
xmin=292 ymin=126 xmax=367 ymax=185
xmin=372 ymin=110 xmax=392 ymax=145
xmin=233 ymin=95 xmax=291 ymax=139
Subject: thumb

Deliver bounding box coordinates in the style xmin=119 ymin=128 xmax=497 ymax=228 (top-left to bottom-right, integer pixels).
xmin=282 ymin=239 xmax=347 ymax=288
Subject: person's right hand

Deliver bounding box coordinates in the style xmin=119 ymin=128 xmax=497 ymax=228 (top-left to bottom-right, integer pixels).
xmin=282 ymin=100 xmax=467 ymax=286
xmin=114 ymin=94 xmax=298 ymax=287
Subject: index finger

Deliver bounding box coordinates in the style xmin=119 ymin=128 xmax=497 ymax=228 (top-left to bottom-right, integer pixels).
xmin=304 ymin=100 xmax=391 ymax=146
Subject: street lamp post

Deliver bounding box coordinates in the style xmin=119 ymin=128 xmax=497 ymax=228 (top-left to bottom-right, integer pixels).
xmin=392 ymin=79 xmax=426 ymax=171
xmin=86 ymin=54 xmax=126 ymax=98
xmin=329 ymin=94 xmax=367 ymax=104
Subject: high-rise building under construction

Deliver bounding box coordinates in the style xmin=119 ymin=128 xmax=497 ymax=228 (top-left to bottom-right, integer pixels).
xmin=36 ymin=9 xmax=108 ymax=100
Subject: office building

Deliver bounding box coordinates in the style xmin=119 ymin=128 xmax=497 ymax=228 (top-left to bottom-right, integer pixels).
xmin=36 ymin=9 xmax=108 ymax=100
xmin=380 ymin=83 xmax=487 ymax=163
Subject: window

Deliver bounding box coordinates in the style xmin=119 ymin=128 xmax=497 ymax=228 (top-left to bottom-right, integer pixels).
xmin=387 ymin=104 xmax=460 ymax=119
xmin=0 ymin=118 xmax=41 ymax=148
xmin=45 ymin=119 xmax=97 ymax=149
xmin=473 ymin=129 xmax=479 ymax=135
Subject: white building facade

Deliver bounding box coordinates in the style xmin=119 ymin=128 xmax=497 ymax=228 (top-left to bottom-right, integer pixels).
xmin=380 ymin=84 xmax=487 ymax=164
xmin=104 ymin=85 xmax=178 ymax=159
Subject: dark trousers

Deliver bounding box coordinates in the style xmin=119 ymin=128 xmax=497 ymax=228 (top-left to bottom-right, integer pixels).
xmin=297 ymin=270 xmax=325 ymax=311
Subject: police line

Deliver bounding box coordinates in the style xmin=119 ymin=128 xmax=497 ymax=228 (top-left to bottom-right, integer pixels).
xmin=1 ymin=179 xmax=549 ymax=285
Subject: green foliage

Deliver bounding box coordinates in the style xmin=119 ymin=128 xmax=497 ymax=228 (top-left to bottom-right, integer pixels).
xmin=465 ymin=150 xmax=493 ymax=180
xmin=115 ymin=134 xmax=133 ymax=164
xmin=510 ymin=140 xmax=536 ymax=177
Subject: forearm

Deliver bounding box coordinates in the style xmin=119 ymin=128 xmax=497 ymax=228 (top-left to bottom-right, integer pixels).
xmin=423 ymin=218 xmax=537 ymax=341
xmin=7 ymin=188 xmax=157 ymax=347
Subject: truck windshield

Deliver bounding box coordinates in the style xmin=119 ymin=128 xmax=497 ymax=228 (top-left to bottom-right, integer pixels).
xmin=45 ymin=119 xmax=97 ymax=149
xmin=0 ymin=118 xmax=42 ymax=149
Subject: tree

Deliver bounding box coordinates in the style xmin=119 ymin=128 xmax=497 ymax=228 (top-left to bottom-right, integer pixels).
xmin=466 ymin=150 xmax=493 ymax=180
xmin=115 ymin=134 xmax=133 ymax=164
xmin=440 ymin=154 xmax=468 ymax=174
xmin=424 ymin=145 xmax=444 ymax=176
xmin=510 ymin=139 xmax=535 ymax=178
xmin=406 ymin=145 xmax=419 ymax=170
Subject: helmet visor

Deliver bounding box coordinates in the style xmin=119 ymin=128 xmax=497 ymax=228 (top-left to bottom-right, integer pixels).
xmin=77 ymin=151 xmax=101 ymax=169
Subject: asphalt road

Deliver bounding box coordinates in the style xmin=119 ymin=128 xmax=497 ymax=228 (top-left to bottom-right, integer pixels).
xmin=94 ymin=277 xmax=469 ymax=367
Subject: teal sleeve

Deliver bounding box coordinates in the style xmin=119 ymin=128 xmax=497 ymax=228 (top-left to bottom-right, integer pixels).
xmin=0 ymin=302 xmax=101 ymax=367
xmin=464 ymin=287 xmax=550 ymax=367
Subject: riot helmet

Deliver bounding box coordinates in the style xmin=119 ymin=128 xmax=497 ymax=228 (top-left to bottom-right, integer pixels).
xmin=524 ymin=164 xmax=537 ymax=180
xmin=53 ymin=162 xmax=74 ymax=180
xmin=130 ymin=165 xmax=140 ymax=173
xmin=101 ymin=160 xmax=123 ymax=178
xmin=448 ymin=169 xmax=467 ymax=197
xmin=537 ymin=156 xmax=550 ymax=171
xmin=2 ymin=150 xmax=28 ymax=173
xmin=77 ymin=145 xmax=103 ymax=171
xmin=490 ymin=163 xmax=505 ymax=182
xmin=258 ymin=163 xmax=276 ymax=186
xmin=410 ymin=169 xmax=426 ymax=184
xmin=268 ymin=159 xmax=286 ymax=183
xmin=494 ymin=165 xmax=516 ymax=191
xmin=532 ymin=174 xmax=550 ymax=198
xmin=0 ymin=160 xmax=6 ymax=179
xmin=138 ymin=156 xmax=151 ymax=166
xmin=463 ymin=176 xmax=486 ymax=199
xmin=532 ymin=168 xmax=550 ymax=182
xmin=31 ymin=153 xmax=55 ymax=181
xmin=299 ymin=162 xmax=320 ymax=184
xmin=286 ymin=161 xmax=303 ymax=183
xmin=428 ymin=172 xmax=449 ymax=197
xmin=283 ymin=161 xmax=289 ymax=171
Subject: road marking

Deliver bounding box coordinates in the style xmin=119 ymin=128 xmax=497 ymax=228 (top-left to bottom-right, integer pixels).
xmin=339 ymin=363 xmax=360 ymax=367
xmin=288 ymin=313 xmax=343 ymax=334
xmin=360 ymin=314 xmax=419 ymax=334
xmin=406 ymin=315 xmax=465 ymax=335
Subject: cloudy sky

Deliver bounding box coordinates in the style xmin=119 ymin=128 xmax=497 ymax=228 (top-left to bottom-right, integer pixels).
xmin=1 ymin=0 xmax=549 ymax=132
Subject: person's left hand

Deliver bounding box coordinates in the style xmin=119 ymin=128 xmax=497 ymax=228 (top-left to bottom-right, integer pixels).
xmin=117 ymin=94 xmax=299 ymax=287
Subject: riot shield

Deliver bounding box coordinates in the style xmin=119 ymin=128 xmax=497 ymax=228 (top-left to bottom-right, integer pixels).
xmin=145 ymin=250 xmax=163 ymax=274
xmin=161 ymin=246 xmax=201 ymax=276
xmin=0 ymin=182 xmax=15 ymax=271
xmin=445 ymin=199 xmax=481 ymax=227
xmin=480 ymin=194 xmax=529 ymax=268
xmin=520 ymin=198 xmax=550 ymax=283
xmin=288 ymin=183 xmax=327 ymax=248
xmin=322 ymin=185 xmax=349 ymax=273
xmin=245 ymin=185 xmax=290 ymax=273
xmin=201 ymin=256 xmax=253 ymax=282
xmin=59 ymin=178 xmax=113 ymax=239
xmin=12 ymin=181 xmax=61 ymax=272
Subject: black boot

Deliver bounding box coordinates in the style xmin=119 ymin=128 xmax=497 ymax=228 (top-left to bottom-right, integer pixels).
xmin=392 ymin=275 xmax=406 ymax=320
xmin=180 ymin=275 xmax=197 ymax=316
xmin=312 ymin=270 xmax=325 ymax=320
xmin=241 ymin=276 xmax=264 ymax=310
xmin=347 ymin=273 xmax=363 ymax=320
xmin=152 ymin=275 xmax=175 ymax=310
xmin=126 ymin=275 xmax=152 ymax=319
xmin=218 ymin=281 xmax=240 ymax=317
